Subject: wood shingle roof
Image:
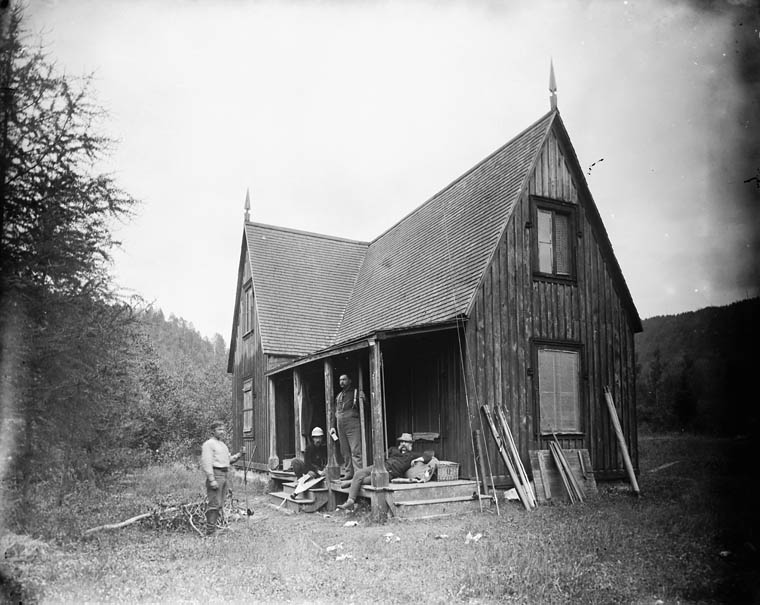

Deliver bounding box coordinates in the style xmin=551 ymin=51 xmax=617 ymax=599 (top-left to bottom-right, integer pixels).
xmin=246 ymin=223 xmax=368 ymax=357
xmin=335 ymin=112 xmax=553 ymax=342
xmin=242 ymin=111 xmax=555 ymax=357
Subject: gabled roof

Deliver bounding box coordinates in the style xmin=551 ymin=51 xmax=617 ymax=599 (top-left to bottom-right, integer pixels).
xmin=234 ymin=109 xmax=640 ymax=360
xmin=335 ymin=112 xmax=553 ymax=342
xmin=245 ymin=223 xmax=368 ymax=357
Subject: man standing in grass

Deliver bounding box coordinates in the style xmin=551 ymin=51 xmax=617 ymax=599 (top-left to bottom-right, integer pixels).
xmin=201 ymin=421 xmax=244 ymax=535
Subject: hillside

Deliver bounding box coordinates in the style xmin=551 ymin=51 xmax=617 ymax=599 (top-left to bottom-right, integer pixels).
xmin=129 ymin=309 xmax=232 ymax=459
xmin=635 ymin=297 xmax=758 ymax=434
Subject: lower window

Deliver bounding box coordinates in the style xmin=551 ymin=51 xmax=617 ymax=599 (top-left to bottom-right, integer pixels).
xmin=243 ymin=380 xmax=253 ymax=434
xmin=537 ymin=347 xmax=581 ymax=434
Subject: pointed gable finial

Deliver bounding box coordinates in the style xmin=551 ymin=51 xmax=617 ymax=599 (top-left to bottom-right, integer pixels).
xmin=244 ymin=188 xmax=251 ymax=222
xmin=549 ymin=59 xmax=557 ymax=111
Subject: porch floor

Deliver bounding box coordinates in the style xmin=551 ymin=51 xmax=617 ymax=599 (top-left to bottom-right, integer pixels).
xmin=330 ymin=478 xmax=491 ymax=519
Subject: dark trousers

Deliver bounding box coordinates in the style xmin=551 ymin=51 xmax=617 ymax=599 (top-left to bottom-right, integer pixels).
xmin=291 ymin=458 xmax=308 ymax=478
xmin=205 ymin=468 xmax=228 ymax=532
xmin=337 ymin=412 xmax=362 ymax=476
xmin=347 ymin=466 xmax=373 ymax=501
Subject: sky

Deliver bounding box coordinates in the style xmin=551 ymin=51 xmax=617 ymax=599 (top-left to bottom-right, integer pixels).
xmin=25 ymin=0 xmax=760 ymax=342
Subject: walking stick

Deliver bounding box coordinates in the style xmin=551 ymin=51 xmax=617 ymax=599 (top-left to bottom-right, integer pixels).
xmin=243 ymin=443 xmax=257 ymax=516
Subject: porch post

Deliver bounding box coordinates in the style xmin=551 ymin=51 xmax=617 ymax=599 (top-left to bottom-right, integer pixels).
xmin=369 ymin=337 xmax=389 ymax=521
xmin=324 ymin=359 xmax=340 ymax=509
xmin=293 ymin=368 xmax=305 ymax=456
xmin=357 ymin=360 xmax=368 ymax=467
xmin=267 ymin=377 xmax=278 ymax=469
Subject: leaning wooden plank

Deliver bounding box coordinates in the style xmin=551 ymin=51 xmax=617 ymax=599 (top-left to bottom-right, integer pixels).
xmin=537 ymin=451 xmax=551 ymax=500
xmin=482 ymin=405 xmax=533 ymax=511
xmin=577 ymin=450 xmax=587 ymax=479
xmin=551 ymin=434 xmax=584 ymax=502
xmin=292 ymin=474 xmax=325 ymax=496
xmin=496 ymin=406 xmax=536 ymax=507
xmin=531 ymin=448 xmax=597 ymax=503
xmin=604 ymin=385 xmax=640 ymax=495
xmin=548 ymin=442 xmax=575 ymax=504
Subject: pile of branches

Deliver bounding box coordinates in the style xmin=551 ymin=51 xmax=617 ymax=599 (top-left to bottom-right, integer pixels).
xmin=83 ymin=496 xmax=249 ymax=538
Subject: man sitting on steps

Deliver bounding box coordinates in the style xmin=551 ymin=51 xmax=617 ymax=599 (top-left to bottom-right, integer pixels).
xmin=290 ymin=427 xmax=328 ymax=499
xmin=337 ymin=432 xmax=433 ymax=511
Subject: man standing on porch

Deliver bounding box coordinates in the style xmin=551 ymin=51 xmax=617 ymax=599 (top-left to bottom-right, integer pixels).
xmin=334 ymin=374 xmax=366 ymax=480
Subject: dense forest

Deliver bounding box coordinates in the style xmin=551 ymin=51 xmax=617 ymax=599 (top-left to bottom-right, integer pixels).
xmin=635 ymin=297 xmax=758 ymax=435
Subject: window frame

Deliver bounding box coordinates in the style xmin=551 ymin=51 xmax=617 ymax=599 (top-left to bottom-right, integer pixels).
xmin=532 ymin=340 xmax=585 ymax=437
xmin=242 ymin=379 xmax=254 ymax=435
xmin=241 ymin=280 xmax=254 ymax=337
xmin=531 ymin=196 xmax=578 ymax=283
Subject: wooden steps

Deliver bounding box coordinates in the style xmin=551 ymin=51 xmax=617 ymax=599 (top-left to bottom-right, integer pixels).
xmin=392 ymin=493 xmax=492 ymax=519
xmin=268 ymin=472 xmax=328 ymax=514
xmin=330 ymin=479 xmax=490 ymax=518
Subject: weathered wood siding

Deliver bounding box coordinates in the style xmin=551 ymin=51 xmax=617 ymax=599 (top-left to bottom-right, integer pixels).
xmin=274 ymin=371 xmax=295 ymax=460
xmin=382 ymin=332 xmax=471 ymax=476
xmin=231 ymin=252 xmax=269 ymax=466
xmin=465 ymin=125 xmax=638 ymax=479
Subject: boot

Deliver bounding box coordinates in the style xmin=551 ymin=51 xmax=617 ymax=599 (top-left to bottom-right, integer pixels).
xmin=205 ymin=509 xmax=219 ymax=535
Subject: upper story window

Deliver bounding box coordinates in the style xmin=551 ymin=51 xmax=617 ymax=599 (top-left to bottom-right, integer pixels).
xmin=241 ymin=282 xmax=253 ymax=335
xmin=532 ymin=197 xmax=576 ymax=281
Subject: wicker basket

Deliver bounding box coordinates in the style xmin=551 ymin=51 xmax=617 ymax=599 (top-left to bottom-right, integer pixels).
xmin=436 ymin=461 xmax=459 ymax=481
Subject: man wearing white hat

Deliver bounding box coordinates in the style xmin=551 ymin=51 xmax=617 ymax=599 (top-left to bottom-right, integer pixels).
xmin=337 ymin=432 xmax=433 ymax=511
xmin=291 ymin=426 xmax=328 ymax=481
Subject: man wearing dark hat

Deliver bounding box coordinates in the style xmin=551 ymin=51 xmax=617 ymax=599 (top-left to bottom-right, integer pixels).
xmin=337 ymin=432 xmax=432 ymax=511
xmin=201 ymin=421 xmax=244 ymax=534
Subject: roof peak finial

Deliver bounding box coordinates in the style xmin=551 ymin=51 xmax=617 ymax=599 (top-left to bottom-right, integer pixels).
xmin=244 ymin=188 xmax=251 ymax=222
xmin=549 ymin=59 xmax=557 ymax=111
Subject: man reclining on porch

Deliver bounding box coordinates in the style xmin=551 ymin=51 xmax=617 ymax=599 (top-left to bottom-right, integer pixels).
xmin=337 ymin=432 xmax=433 ymax=511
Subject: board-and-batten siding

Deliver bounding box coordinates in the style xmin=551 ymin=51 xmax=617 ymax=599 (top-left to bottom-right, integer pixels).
xmin=382 ymin=333 xmax=470 ymax=476
xmin=231 ymin=252 xmax=269 ymax=466
xmin=465 ymin=126 xmax=637 ymax=479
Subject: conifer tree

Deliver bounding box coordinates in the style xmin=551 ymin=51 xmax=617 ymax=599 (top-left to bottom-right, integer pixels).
xmin=0 ymin=4 xmax=138 ymax=511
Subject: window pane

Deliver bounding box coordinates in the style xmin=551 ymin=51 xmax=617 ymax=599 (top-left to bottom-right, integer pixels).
xmin=538 ymin=350 xmax=558 ymax=432
xmin=556 ymin=351 xmax=579 ymax=431
xmin=538 ymin=349 xmax=580 ymax=433
xmin=243 ymin=384 xmax=253 ymax=433
xmin=537 ymin=209 xmax=553 ymax=273
xmin=555 ymin=213 xmax=570 ymax=275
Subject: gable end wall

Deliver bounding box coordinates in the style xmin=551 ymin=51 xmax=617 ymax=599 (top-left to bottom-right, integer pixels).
xmin=465 ymin=125 xmax=638 ymax=479
xmin=231 ymin=252 xmax=270 ymax=465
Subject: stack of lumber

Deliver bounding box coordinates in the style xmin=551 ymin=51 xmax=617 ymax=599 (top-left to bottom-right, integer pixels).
xmin=481 ymin=405 xmax=536 ymax=511
xmin=548 ymin=436 xmax=584 ymax=503
xmin=529 ymin=447 xmax=597 ymax=504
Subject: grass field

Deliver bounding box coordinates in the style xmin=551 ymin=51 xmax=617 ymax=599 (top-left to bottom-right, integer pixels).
xmin=1 ymin=434 xmax=756 ymax=604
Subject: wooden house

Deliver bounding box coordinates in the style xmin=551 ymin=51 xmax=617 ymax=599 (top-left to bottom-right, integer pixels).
xmin=227 ymin=92 xmax=642 ymax=517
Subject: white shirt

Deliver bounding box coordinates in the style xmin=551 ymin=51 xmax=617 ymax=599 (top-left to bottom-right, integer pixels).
xmin=201 ymin=437 xmax=231 ymax=479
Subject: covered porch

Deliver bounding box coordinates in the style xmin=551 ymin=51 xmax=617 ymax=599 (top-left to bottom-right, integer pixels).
xmin=263 ymin=326 xmax=489 ymax=520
